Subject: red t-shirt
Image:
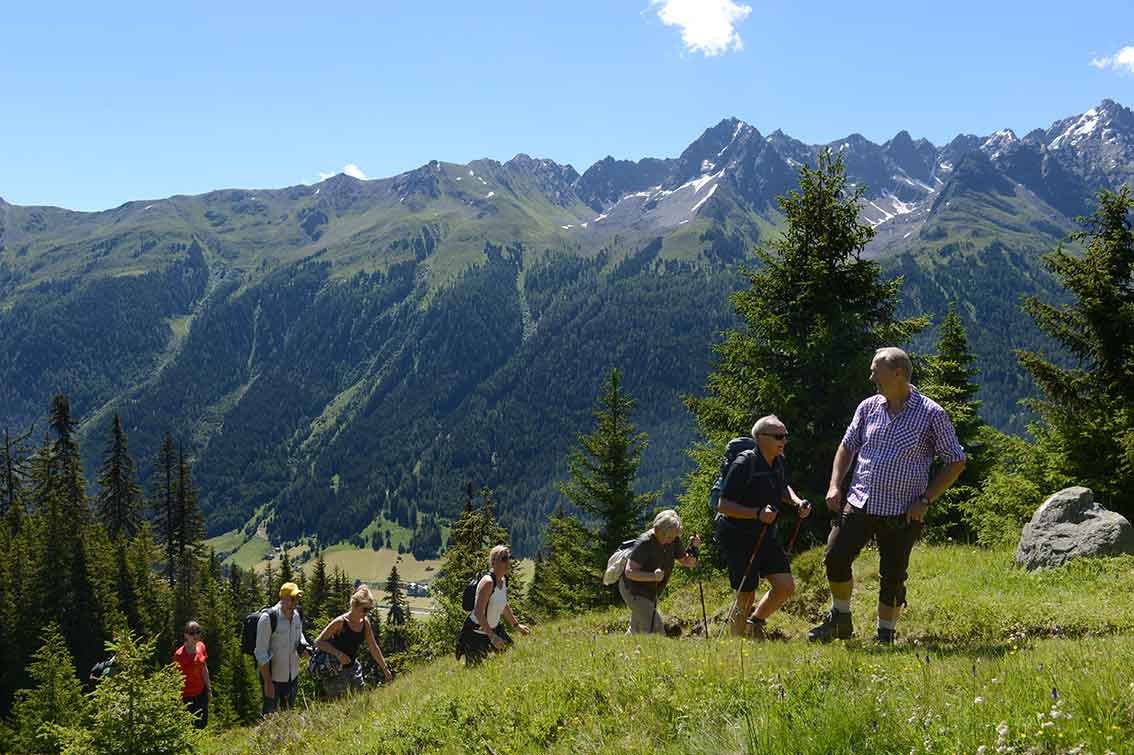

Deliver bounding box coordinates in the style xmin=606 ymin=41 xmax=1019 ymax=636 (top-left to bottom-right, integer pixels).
xmin=173 ymin=641 xmax=208 ymax=698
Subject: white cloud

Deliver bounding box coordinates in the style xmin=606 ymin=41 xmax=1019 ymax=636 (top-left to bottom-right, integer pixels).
xmin=1090 ymin=46 xmax=1134 ymax=73
xmin=650 ymin=0 xmax=752 ymax=57
xmin=342 ymin=163 xmax=367 ymax=180
xmin=316 ymin=163 xmax=368 ymax=182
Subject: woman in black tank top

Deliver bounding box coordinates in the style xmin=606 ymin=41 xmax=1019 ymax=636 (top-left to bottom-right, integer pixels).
xmin=314 ymin=585 xmax=393 ymax=698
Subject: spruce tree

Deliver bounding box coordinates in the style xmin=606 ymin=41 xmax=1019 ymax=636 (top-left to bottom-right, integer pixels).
xmin=307 ymin=552 xmax=330 ymax=625
xmin=528 ymin=504 xmax=598 ymax=618
xmin=49 ymin=394 xmax=86 ymax=523
xmin=1017 ymin=188 xmax=1134 ymax=517
xmin=172 ymin=449 xmax=205 ymax=636
xmin=9 ymin=623 xmax=84 ymax=754
xmin=96 ymin=413 xmax=142 ymax=539
xmin=385 ymin=565 xmax=407 ymax=627
xmin=919 ymin=305 xmax=1000 ymax=540
xmin=154 ymin=434 xmax=177 ymax=587
xmin=683 ymin=150 xmax=926 ymax=548
xmin=383 ymin=565 xmax=409 ymax=654
xmin=56 ymin=632 xmax=196 ymax=755
xmin=560 ymin=369 xmax=657 ymax=588
xmin=1 ymin=428 xmax=32 ymax=527
xmin=432 ymin=487 xmax=509 ymax=637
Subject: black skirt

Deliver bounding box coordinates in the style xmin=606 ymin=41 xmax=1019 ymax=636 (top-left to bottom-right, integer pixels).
xmin=456 ymin=617 xmax=512 ymax=665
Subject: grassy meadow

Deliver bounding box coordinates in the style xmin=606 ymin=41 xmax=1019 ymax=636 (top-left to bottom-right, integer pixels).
xmin=203 ymin=544 xmax=1134 ymax=754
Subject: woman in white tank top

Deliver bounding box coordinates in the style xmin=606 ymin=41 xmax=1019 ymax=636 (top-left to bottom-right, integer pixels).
xmin=456 ymin=545 xmax=531 ymax=664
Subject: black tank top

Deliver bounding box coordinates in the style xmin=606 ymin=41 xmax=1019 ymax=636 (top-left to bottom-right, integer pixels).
xmin=329 ymin=616 xmax=366 ymax=663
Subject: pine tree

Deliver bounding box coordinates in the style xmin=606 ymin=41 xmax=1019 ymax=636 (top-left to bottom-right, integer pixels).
xmin=306 ymin=552 xmax=331 ymax=626
xmin=55 ymin=632 xmax=196 ymax=755
xmin=9 ymin=623 xmax=85 ymax=754
xmin=1 ymin=428 xmax=32 ymax=528
xmin=172 ymin=448 xmax=205 ymax=636
xmin=382 ymin=565 xmax=409 ymax=654
xmin=560 ymin=369 xmax=656 ymax=592
xmin=385 ymin=565 xmax=407 ymax=627
xmin=528 ymin=505 xmax=597 ymax=618
xmin=49 ymin=394 xmax=86 ymax=524
xmin=919 ymin=305 xmax=1000 ymax=540
xmin=683 ymin=150 xmax=926 ymax=547
xmin=95 ymin=414 xmax=142 ymax=540
xmin=1017 ymin=188 xmax=1134 ymax=517
xmin=154 ymin=433 xmax=177 ymax=587
xmin=278 ymin=549 xmax=294 ymax=590
xmin=432 ymin=487 xmax=509 ymax=637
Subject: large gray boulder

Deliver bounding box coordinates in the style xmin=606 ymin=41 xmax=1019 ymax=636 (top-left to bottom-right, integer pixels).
xmin=1015 ymin=486 xmax=1134 ymax=571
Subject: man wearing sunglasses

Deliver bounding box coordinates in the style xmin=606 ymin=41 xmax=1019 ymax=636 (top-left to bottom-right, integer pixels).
xmin=810 ymin=347 xmax=966 ymax=644
xmin=717 ymin=415 xmax=812 ymax=638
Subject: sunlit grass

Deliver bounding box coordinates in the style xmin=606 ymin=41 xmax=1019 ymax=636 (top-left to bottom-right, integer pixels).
xmin=203 ymin=546 xmax=1134 ymax=754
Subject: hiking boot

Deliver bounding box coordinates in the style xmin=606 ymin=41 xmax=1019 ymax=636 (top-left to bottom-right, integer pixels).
xmin=454 ymin=643 xmax=463 ymax=661
xmin=807 ymin=608 xmax=853 ymax=642
xmin=745 ymin=616 xmax=768 ymax=640
xmin=875 ymin=627 xmax=896 ymax=645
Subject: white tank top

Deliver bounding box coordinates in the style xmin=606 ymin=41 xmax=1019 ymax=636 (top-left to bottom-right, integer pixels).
xmin=468 ymin=575 xmax=508 ymax=632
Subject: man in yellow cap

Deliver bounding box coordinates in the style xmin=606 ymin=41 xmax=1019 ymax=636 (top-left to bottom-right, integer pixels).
xmin=255 ymin=581 xmax=311 ymax=715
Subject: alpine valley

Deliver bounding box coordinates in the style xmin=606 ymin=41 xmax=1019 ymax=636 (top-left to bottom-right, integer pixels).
xmin=3 ymin=100 xmax=1131 ymax=555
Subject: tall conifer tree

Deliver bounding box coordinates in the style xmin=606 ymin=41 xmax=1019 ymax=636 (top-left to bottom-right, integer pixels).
xmin=683 ymin=151 xmax=926 ymax=545
xmin=1018 ymin=188 xmax=1134 ymax=517
xmin=560 ymin=369 xmax=657 ymax=590
xmin=96 ymin=414 xmax=142 ymax=539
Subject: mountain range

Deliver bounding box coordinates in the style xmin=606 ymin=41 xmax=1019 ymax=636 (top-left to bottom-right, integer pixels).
xmin=2 ymin=99 xmax=1131 ymax=554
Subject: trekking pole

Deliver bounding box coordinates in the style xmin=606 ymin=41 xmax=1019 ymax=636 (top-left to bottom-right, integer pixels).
xmin=720 ymin=523 xmax=768 ymax=639
xmin=697 ymin=569 xmax=709 ymax=641
xmin=786 ymin=516 xmax=804 ymax=555
xmin=649 ymin=578 xmax=659 ymax=634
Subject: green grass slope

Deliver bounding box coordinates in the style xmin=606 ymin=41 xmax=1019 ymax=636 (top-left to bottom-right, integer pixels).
xmin=203 ymin=545 xmax=1134 ymax=754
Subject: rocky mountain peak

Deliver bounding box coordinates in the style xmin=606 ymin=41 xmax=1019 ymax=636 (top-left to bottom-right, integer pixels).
xmin=980 ymin=129 xmax=1019 ymax=160
xmin=672 ymin=117 xmax=760 ymax=183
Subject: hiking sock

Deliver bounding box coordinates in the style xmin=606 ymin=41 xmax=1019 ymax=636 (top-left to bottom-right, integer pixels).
xmin=832 ymin=598 xmax=851 ymax=613
xmin=877 ymin=617 xmax=897 ymax=631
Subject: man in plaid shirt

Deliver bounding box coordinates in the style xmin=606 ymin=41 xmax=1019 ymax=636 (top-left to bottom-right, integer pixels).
xmin=809 ymin=347 xmax=967 ymax=644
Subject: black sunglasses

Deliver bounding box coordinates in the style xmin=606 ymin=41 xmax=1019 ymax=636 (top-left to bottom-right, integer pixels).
xmin=759 ymin=432 xmax=788 ymax=441
xmin=186 ymin=628 xmax=201 ymax=636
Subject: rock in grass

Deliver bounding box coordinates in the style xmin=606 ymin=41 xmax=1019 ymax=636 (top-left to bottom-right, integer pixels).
xmin=1015 ymin=486 xmax=1134 ymax=571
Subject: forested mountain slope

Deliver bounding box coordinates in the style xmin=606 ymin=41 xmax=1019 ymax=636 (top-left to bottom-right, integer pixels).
xmin=2 ymin=100 xmax=1130 ymax=552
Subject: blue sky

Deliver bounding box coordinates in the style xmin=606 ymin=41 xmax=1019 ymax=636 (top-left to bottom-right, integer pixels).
xmin=2 ymin=0 xmax=1132 ymax=212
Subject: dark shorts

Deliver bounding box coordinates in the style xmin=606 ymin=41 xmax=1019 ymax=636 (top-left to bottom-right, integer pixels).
xmin=716 ymin=516 xmax=791 ymax=592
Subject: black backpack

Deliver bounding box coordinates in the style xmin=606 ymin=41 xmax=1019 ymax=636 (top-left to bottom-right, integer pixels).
xmin=241 ymin=606 xmax=278 ymax=656
xmin=241 ymin=605 xmax=311 ymax=656
xmin=461 ymin=573 xmax=499 ymax=612
xmin=708 ymin=436 xmax=757 ymax=517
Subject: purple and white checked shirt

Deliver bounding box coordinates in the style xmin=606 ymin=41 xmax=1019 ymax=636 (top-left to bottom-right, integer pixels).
xmin=840 ymin=387 xmax=966 ymax=517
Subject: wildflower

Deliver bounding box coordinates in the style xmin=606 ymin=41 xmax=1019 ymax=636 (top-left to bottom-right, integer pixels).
xmin=996 ymin=722 xmax=1009 ymax=738
xmin=976 ymin=747 xmax=987 ymax=755
xmin=974 ymin=697 xmax=984 ymax=704
xmin=1051 ymin=686 xmax=1058 ymax=700
xmin=1042 ymin=721 xmax=1054 ymax=729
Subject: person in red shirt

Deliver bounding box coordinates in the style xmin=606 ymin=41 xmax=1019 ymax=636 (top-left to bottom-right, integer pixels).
xmin=173 ymin=620 xmax=211 ymax=729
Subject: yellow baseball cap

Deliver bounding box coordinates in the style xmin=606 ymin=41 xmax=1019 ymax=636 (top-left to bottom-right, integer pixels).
xmin=279 ymin=582 xmax=303 ymax=599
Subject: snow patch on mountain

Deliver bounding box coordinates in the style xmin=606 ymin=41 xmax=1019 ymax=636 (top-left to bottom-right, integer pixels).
xmin=1050 ymin=108 xmax=1101 ymax=150
xmin=690 ymin=183 xmax=719 ymax=214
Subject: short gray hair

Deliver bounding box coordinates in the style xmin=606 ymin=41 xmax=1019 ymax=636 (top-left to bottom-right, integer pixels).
xmin=751 ymin=415 xmax=785 ymax=438
xmin=874 ymin=347 xmax=913 ymax=380
xmin=652 ymin=509 xmax=682 ymax=536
